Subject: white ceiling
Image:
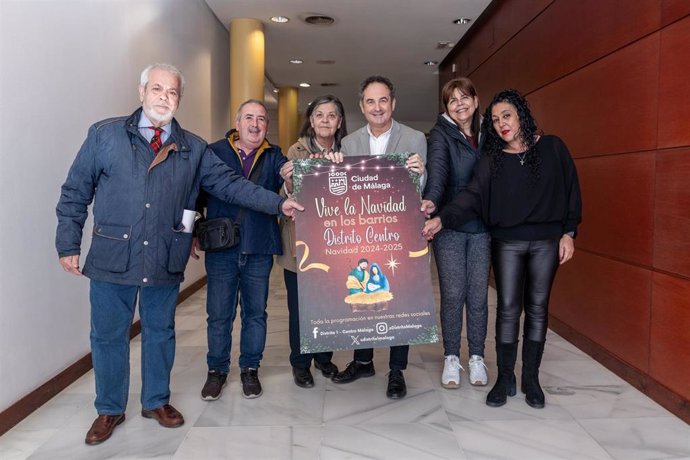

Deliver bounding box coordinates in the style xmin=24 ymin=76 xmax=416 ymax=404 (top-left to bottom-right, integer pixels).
xmin=205 ymin=0 xmax=491 ymax=131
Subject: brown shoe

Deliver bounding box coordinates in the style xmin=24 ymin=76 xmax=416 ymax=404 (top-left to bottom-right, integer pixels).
xmin=141 ymin=404 xmax=184 ymax=428
xmin=85 ymin=414 xmax=125 ymax=445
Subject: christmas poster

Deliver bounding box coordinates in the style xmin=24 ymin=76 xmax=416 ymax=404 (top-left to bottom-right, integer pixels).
xmin=293 ymin=154 xmax=438 ymax=353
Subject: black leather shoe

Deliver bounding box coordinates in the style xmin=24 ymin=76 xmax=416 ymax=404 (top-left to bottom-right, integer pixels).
xmin=292 ymin=367 xmax=314 ymax=388
xmin=314 ymin=361 xmax=339 ymax=378
xmin=386 ymin=370 xmax=407 ymax=399
xmin=332 ymin=361 xmax=375 ymax=384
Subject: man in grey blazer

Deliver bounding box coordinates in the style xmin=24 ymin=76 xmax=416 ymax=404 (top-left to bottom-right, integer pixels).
xmin=332 ymin=75 xmax=426 ymax=399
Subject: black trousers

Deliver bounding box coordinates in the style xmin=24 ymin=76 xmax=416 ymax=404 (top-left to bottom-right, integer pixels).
xmin=284 ymin=269 xmax=333 ymax=368
xmin=491 ymin=238 xmax=560 ymax=344
xmin=354 ymin=345 xmax=409 ymax=371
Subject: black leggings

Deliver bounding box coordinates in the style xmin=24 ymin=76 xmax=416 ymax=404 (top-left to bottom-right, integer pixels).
xmin=491 ymin=238 xmax=560 ymax=343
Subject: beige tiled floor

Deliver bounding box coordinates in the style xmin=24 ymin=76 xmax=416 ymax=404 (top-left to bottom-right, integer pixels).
xmin=2 ymin=265 xmax=690 ymax=459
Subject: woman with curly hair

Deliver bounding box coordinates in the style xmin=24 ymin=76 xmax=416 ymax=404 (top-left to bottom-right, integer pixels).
xmin=422 ymin=89 xmax=582 ymax=409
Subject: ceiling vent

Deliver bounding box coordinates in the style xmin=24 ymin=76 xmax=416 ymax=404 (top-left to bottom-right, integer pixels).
xmin=316 ymin=59 xmax=336 ymax=65
xmin=303 ymin=15 xmax=335 ymax=25
xmin=436 ymin=41 xmax=454 ymax=50
xmin=320 ymin=82 xmax=339 ymax=87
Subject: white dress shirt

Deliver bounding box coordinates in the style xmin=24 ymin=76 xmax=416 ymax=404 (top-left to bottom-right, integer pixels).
xmin=366 ymin=124 xmax=393 ymax=155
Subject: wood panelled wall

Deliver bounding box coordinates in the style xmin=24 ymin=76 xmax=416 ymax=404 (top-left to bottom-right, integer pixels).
xmin=440 ymin=0 xmax=690 ymax=422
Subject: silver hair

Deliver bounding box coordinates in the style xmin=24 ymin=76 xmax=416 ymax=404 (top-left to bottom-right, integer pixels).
xmin=235 ymin=99 xmax=269 ymax=122
xmin=140 ymin=63 xmax=185 ymax=96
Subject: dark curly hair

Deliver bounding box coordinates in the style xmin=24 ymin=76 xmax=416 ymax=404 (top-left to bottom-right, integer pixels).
xmin=481 ymin=89 xmax=542 ymax=181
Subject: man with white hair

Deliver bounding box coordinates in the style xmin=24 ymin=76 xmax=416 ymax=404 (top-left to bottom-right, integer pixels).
xmin=56 ymin=63 xmax=303 ymax=445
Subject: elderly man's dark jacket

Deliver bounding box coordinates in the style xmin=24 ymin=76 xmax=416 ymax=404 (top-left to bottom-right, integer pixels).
xmin=56 ymin=108 xmax=284 ymax=286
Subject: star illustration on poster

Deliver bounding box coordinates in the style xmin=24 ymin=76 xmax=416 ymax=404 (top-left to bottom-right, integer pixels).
xmin=385 ymin=253 xmax=399 ymax=275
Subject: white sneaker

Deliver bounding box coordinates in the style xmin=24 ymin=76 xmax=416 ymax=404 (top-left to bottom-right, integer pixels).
xmin=441 ymin=355 xmax=463 ymax=389
xmin=468 ymin=355 xmax=488 ymax=386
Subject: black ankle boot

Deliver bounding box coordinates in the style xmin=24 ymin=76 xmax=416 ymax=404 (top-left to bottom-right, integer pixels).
xmin=486 ymin=342 xmax=518 ymax=407
xmin=521 ymin=339 xmax=545 ymax=408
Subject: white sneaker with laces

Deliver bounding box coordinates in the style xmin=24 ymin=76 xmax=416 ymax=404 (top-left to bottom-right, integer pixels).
xmin=468 ymin=355 xmax=488 ymax=386
xmin=441 ymin=355 xmax=463 ymax=389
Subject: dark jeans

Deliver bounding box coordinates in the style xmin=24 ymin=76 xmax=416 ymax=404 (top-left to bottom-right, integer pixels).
xmin=205 ymin=247 xmax=273 ymax=372
xmin=284 ymin=269 xmax=334 ymax=368
xmin=491 ymin=238 xmax=560 ymax=344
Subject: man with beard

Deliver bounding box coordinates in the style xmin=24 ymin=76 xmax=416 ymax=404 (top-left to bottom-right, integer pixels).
xmin=193 ymin=100 xmax=288 ymax=402
xmin=56 ymin=64 xmax=303 ymax=445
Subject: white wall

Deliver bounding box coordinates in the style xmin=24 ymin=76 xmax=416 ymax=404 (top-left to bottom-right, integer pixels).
xmin=0 ymin=0 xmax=230 ymax=412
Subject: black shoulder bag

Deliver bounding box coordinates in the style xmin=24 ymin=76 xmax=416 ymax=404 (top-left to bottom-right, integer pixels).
xmin=196 ymin=157 xmax=265 ymax=252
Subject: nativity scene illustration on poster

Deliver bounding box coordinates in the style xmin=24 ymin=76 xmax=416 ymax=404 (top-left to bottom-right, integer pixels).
xmin=345 ymin=258 xmax=393 ymax=312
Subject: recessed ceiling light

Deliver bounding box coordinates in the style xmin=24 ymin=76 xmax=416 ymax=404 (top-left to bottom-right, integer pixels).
xmin=424 ymin=60 xmax=439 ymax=66
xmin=299 ymin=82 xmax=311 ymax=88
xmin=289 ymin=59 xmax=303 ymax=64
xmin=453 ymin=17 xmax=472 ymax=24
xmin=271 ymin=16 xmax=289 ymax=23
xmin=272 ymin=88 xmax=279 ymax=93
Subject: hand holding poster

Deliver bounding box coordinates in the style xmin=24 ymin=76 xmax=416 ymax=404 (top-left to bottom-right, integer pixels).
xmin=293 ymin=154 xmax=438 ymax=353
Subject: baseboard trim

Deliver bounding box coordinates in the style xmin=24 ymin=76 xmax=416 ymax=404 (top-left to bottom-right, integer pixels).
xmin=0 ymin=276 xmax=207 ymax=436
xmin=550 ymin=316 xmax=690 ymax=424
